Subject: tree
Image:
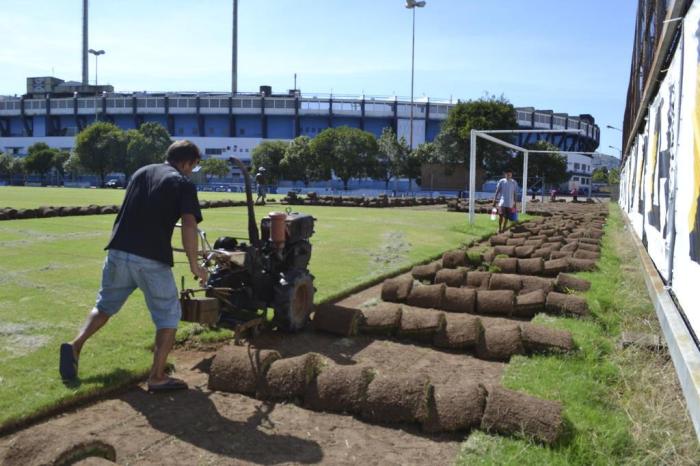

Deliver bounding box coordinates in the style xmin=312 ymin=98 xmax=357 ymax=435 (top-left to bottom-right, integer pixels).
xmin=375 ymin=128 xmax=409 ymax=190
xmin=52 ymin=151 xmax=70 ymax=179
xmin=0 ymin=153 xmax=11 ymax=181
xmin=74 ymin=122 xmax=127 ymax=187
xmin=25 ymin=143 xmax=58 ymax=183
xmin=119 ymin=123 xmax=172 ymax=180
xmin=608 ymin=167 xmax=620 ymax=185
xmin=280 ymin=135 xmax=319 ymax=186
xmin=434 ymin=95 xmax=518 ymax=178
xmin=310 ymin=126 xmax=378 ymax=190
xmin=63 ymin=152 xmax=85 ymax=179
xmin=592 ymin=167 xmax=609 ymax=183
xmin=10 ymin=156 xmax=25 ymax=184
xmin=137 ymin=122 xmax=171 ymax=161
xmin=513 ymin=141 xmax=568 ymax=188
xmin=200 ymin=158 xmax=230 ymax=182
xmin=251 ymin=140 xmax=288 ymax=183
xmin=403 ymin=142 xmax=438 ymax=190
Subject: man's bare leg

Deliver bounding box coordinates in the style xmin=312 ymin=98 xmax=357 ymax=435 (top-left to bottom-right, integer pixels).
xmin=71 ymin=307 xmax=111 ymax=360
xmin=148 ymin=328 xmax=177 ymax=385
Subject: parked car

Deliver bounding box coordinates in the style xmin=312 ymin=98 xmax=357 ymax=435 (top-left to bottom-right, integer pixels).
xmin=105 ymin=179 xmax=123 ymax=189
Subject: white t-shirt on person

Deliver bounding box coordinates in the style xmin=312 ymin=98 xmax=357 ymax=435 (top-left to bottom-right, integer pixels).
xmin=496 ymin=178 xmax=518 ymax=208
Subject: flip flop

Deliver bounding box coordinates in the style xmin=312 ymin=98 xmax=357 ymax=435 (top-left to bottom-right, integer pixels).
xmin=59 ymin=343 xmax=78 ymax=380
xmin=147 ymin=377 xmax=188 ymax=393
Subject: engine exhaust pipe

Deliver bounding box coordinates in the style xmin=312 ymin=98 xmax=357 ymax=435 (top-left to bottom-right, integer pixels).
xmin=228 ymin=157 xmax=260 ymax=246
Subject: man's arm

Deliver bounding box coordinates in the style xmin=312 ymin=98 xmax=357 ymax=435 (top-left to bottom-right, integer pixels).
xmin=493 ymin=181 xmax=502 ymax=206
xmin=181 ymin=213 xmax=208 ymax=285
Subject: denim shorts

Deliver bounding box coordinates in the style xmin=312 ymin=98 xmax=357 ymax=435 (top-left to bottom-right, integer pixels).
xmin=95 ymin=249 xmax=181 ymax=329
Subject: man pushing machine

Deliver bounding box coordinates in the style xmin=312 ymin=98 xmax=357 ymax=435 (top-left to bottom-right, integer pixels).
xmin=59 ymin=140 xmax=208 ymax=392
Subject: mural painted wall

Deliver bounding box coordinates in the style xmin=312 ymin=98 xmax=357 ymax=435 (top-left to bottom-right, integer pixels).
xmin=619 ymin=1 xmax=700 ymax=340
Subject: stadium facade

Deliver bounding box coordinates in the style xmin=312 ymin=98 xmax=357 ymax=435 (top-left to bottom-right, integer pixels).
xmin=0 ymin=77 xmax=600 ymax=188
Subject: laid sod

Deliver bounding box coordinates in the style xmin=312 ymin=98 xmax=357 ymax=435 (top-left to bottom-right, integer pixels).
xmin=0 ymin=185 xmax=250 ymax=209
xmin=0 ymin=201 xmax=493 ymax=431
xmin=457 ymin=205 xmax=700 ymax=465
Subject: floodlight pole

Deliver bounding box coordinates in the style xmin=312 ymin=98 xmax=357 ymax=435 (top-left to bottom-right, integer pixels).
xmin=522 ymin=150 xmax=529 ymax=214
xmin=469 ymin=130 xmax=477 ymax=224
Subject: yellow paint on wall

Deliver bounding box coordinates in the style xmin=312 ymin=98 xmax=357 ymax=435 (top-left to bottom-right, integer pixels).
xmin=691 ymin=63 xmax=700 ymax=229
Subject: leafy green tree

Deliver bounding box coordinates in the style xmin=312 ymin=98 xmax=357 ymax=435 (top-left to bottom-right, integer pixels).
xmin=52 ymin=151 xmax=70 ymax=179
xmin=404 ymin=142 xmax=437 ymax=190
xmin=10 ymin=156 xmax=26 ymax=183
xmin=313 ymin=126 xmax=378 ymax=190
xmin=592 ymin=167 xmax=609 ymax=183
xmin=0 ymin=153 xmax=11 ymax=181
xmin=251 ymin=140 xmax=289 ymax=183
xmin=375 ymin=128 xmax=409 ymax=190
xmin=63 ymin=152 xmax=85 ymax=178
xmin=280 ymin=136 xmax=319 ymax=186
xmin=74 ymin=122 xmax=127 ymax=186
xmin=513 ymin=141 xmax=568 ymax=188
xmin=25 ymin=143 xmax=58 ymax=182
xmin=200 ymin=158 xmax=230 ymax=183
xmin=434 ymin=95 xmax=518 ymax=178
xmin=608 ymin=167 xmax=620 ymax=185
xmin=137 ymin=122 xmax=171 ymax=161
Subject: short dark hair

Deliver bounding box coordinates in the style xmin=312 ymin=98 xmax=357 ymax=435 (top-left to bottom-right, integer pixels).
xmin=504 ymin=168 xmax=513 ymax=173
xmin=166 ymin=140 xmax=201 ymax=164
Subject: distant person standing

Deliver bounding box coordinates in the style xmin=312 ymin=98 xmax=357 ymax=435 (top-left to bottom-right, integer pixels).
xmin=255 ymin=167 xmax=267 ymax=204
xmin=571 ymin=186 xmax=579 ymax=202
xmin=492 ymin=168 xmax=518 ymax=233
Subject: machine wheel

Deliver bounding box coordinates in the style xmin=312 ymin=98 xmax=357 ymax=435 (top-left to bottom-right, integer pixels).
xmin=272 ymin=269 xmax=315 ymax=332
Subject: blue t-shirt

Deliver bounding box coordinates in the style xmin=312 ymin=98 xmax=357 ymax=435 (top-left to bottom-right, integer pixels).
xmin=496 ymin=178 xmax=518 ymax=208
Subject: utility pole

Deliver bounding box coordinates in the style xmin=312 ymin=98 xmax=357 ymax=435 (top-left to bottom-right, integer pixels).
xmin=232 ymin=0 xmax=238 ymax=95
xmin=82 ymin=0 xmax=88 ymax=85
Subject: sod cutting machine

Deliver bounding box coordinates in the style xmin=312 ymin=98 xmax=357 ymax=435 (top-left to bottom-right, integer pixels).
xmin=177 ymin=157 xmax=316 ymax=335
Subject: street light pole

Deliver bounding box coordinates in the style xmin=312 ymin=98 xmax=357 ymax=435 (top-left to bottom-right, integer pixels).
xmin=88 ymin=49 xmax=105 ymax=85
xmin=405 ymin=0 xmax=426 ymax=150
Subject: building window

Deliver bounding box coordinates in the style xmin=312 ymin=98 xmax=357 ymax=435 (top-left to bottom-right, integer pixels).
xmin=573 ymin=176 xmax=579 ymax=182
xmin=574 ymin=163 xmax=580 ymax=170
xmin=205 ymin=148 xmax=223 ymax=155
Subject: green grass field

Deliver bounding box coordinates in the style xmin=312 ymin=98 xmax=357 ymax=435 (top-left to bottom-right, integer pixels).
xmin=0 ymin=187 xmax=493 ymax=430
xmin=0 ymin=186 xmax=250 ymax=209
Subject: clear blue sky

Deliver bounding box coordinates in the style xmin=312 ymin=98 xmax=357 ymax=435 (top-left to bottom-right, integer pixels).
xmin=0 ymin=0 xmax=637 ymax=156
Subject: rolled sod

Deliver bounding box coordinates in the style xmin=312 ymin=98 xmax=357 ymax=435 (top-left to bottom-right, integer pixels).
xmin=475 ymin=290 xmax=515 ymax=316
xmin=517 ymin=257 xmax=545 ymax=275
xmin=520 ymin=275 xmax=554 ymax=294
xmin=573 ymin=249 xmax=600 ymax=260
xmin=411 ymin=262 xmax=442 ymax=282
xmin=442 ymin=249 xmax=467 ymax=268
xmin=492 ymin=257 xmax=518 ymax=274
xmin=422 ymin=384 xmax=486 ymax=433
xmin=313 ymin=303 xmax=361 ymax=336
xmin=208 ymin=345 xmax=281 ymax=395
xmin=305 ymin=364 xmax=375 ymax=414
xmin=514 ymin=245 xmax=535 ymax=258
xmin=476 ymin=324 xmax=524 ymax=361
xmin=398 ymin=307 xmax=446 ymax=341
xmin=493 ymin=245 xmax=516 ymax=256
xmin=480 ymin=386 xmax=564 ymax=444
xmin=549 ymin=250 xmax=573 ymax=260
xmin=360 ymin=303 xmax=402 ymax=335
xmin=481 ymin=249 xmax=496 ymax=264
xmin=567 ymin=257 xmax=597 ymax=272
xmin=520 ymin=323 xmax=574 ymax=353
xmin=381 ymin=275 xmax=414 ymax=303
xmin=576 ymin=242 xmax=600 ymax=253
xmin=543 ymin=258 xmax=570 ymax=276
xmin=258 ymin=352 xmax=324 ymax=400
xmin=488 ymin=273 xmax=523 ymax=291
xmin=434 ymin=268 xmax=467 ymax=288
xmin=490 ymin=235 xmax=509 ymax=246
xmin=560 ymin=242 xmax=579 ymax=253
xmin=433 ymin=314 xmax=482 ymax=349
xmin=545 ymin=242 xmax=563 ymax=251
xmin=465 ymin=271 xmax=492 ymax=289
xmin=407 ymin=283 xmax=446 ymax=309
xmin=524 ymin=239 xmax=545 ymax=248
xmin=505 ymin=237 xmax=527 ymax=246
xmin=361 ymin=373 xmax=433 ymax=424
xmin=531 ymin=248 xmax=552 ymax=260
xmin=555 ymin=273 xmax=591 ymax=292
xmin=511 ymin=232 xmax=531 ymax=238
xmin=442 ymin=287 xmax=476 ymax=313
xmin=513 ymin=289 xmax=546 ymax=317
xmin=545 ymin=291 xmax=589 ymax=316
xmin=579 ymin=237 xmax=601 ymax=245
